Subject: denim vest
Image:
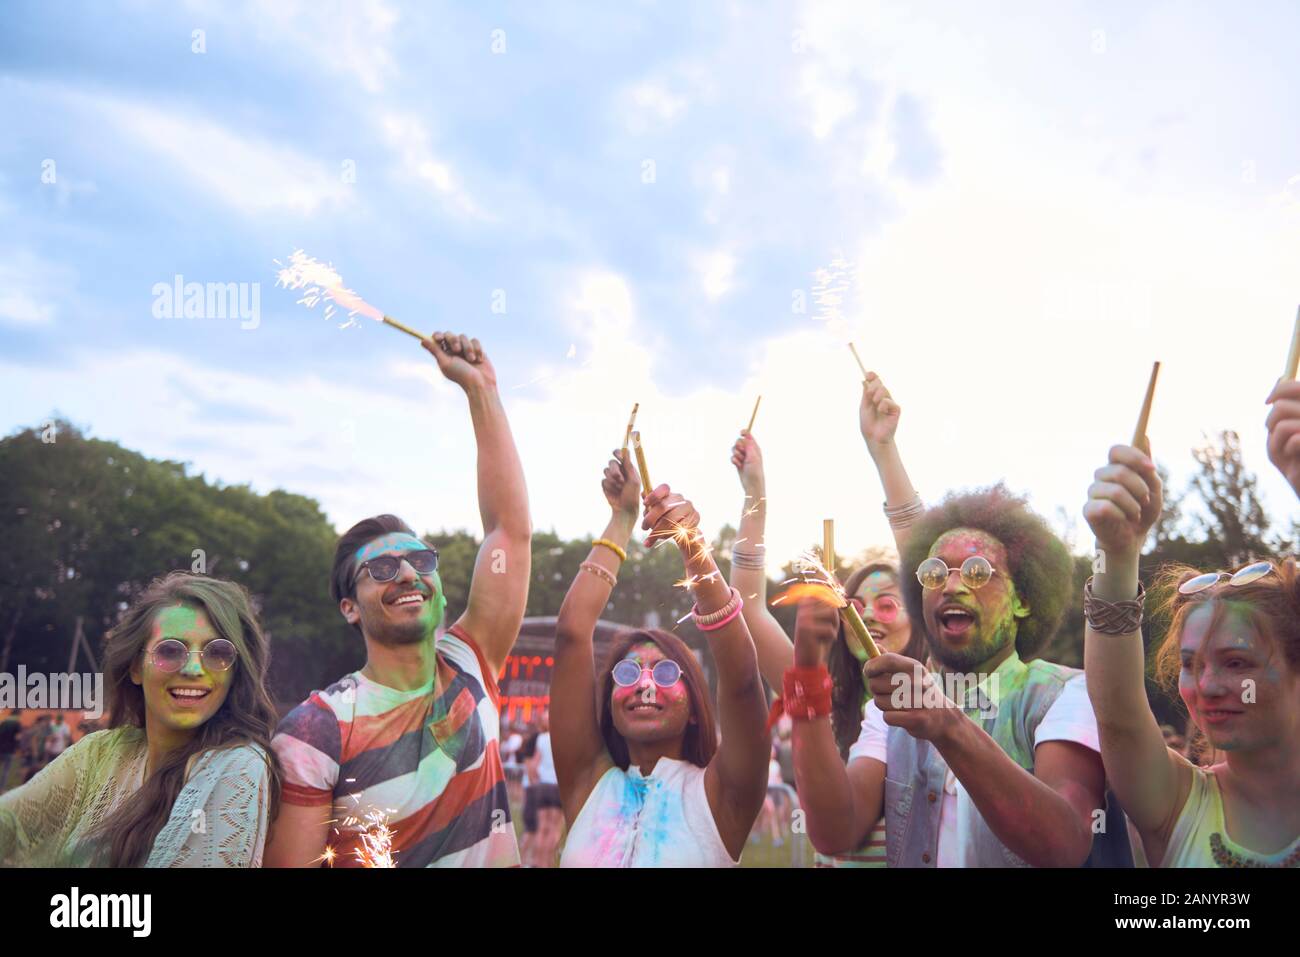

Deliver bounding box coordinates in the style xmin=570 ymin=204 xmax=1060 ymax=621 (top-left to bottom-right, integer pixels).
xmin=883 ymin=652 xmax=1130 ymax=867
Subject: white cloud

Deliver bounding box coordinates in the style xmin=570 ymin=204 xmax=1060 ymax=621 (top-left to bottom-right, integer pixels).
xmin=97 ymin=98 xmax=352 ymax=217
xmin=0 ymin=291 xmax=54 ymax=326
xmin=379 ymin=112 xmax=489 ymax=221
xmin=694 ymin=249 xmax=737 ymax=302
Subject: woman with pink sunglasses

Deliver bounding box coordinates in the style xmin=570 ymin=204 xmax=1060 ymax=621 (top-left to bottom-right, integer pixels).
xmin=729 ymin=372 xmax=926 ymax=866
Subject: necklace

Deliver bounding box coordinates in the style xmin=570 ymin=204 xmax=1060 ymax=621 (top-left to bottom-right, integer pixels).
xmin=1208 ymin=832 xmax=1300 ymax=868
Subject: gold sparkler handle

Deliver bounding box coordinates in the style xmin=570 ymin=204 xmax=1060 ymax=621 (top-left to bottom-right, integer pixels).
xmin=840 ymin=602 xmax=881 ymax=658
xmin=382 ymin=315 xmax=428 ymax=340
xmin=631 ymin=431 xmax=651 ymax=491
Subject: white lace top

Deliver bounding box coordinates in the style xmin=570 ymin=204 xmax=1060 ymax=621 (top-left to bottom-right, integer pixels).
xmin=0 ymin=727 xmax=271 ymax=868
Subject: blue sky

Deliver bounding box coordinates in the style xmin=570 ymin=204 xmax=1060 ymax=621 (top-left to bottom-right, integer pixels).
xmin=4 ymin=1 xmax=1300 ymax=565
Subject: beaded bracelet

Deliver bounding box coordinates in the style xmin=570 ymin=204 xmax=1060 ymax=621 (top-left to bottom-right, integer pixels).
xmin=579 ymin=561 xmax=617 ymax=588
xmin=693 ymin=587 xmax=742 ymax=630
xmin=592 ymin=538 xmax=627 ymax=562
xmin=1083 ymin=576 xmax=1145 ymax=635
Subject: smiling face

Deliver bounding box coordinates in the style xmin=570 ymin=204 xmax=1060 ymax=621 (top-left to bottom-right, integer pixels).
xmin=610 ymin=641 xmax=694 ymax=746
xmin=1178 ymin=602 xmax=1300 ymax=753
xmin=342 ymin=533 xmax=446 ymax=646
xmin=130 ymin=604 xmax=236 ymax=741
xmin=852 ymin=570 xmax=912 ymax=658
xmin=921 ymin=528 xmax=1028 ymax=672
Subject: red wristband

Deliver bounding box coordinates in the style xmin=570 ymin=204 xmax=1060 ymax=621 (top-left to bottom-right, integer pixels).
xmin=766 ymin=665 xmax=833 ymax=732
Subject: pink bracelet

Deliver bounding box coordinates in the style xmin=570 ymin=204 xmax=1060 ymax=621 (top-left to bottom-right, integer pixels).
xmin=694 ymin=589 xmax=744 ymax=632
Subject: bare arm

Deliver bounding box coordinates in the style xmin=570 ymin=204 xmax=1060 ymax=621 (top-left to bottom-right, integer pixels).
xmin=263 ymin=803 xmax=332 ymax=868
xmin=728 ymin=431 xmax=794 ymax=689
xmin=423 ymin=334 xmax=532 ymax=675
xmin=641 ymin=484 xmax=769 ymax=859
xmin=1083 ymin=443 xmax=1191 ymax=849
xmin=787 ymin=596 xmax=883 ymax=854
xmin=860 ymin=372 xmax=920 ymax=554
xmin=551 ymin=450 xmax=639 ymax=825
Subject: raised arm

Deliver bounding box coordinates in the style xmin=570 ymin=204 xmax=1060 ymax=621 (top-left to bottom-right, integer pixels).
xmin=551 ymin=449 xmax=640 ymax=824
xmin=787 ymin=593 xmax=885 ymax=855
xmin=423 ymin=333 xmax=532 ymax=674
xmin=728 ymin=431 xmax=795 ymax=689
xmin=1083 ymin=442 xmax=1191 ymax=847
xmin=1266 ymin=378 xmax=1300 ymax=501
xmin=860 ymin=371 xmax=921 ymax=554
xmin=641 ymin=484 xmax=768 ymax=858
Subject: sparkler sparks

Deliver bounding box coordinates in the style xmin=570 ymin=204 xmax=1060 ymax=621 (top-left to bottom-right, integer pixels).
xmin=274 ymin=250 xmax=384 ymax=330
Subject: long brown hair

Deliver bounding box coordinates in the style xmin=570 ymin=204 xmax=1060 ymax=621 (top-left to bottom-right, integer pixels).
xmin=94 ymin=572 xmax=281 ymax=866
xmin=827 ymin=563 xmax=928 ymax=759
xmin=597 ymin=628 xmax=717 ymax=770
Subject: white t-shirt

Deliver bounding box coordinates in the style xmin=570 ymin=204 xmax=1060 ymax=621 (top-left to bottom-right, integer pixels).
xmin=848 ymin=673 xmax=1099 ymax=867
xmin=501 ymin=732 xmax=524 ymax=767
xmin=535 ymin=731 xmax=558 ymax=786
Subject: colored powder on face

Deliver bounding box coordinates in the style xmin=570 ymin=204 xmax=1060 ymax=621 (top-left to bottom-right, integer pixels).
xmin=355 ymin=533 xmax=428 ymax=562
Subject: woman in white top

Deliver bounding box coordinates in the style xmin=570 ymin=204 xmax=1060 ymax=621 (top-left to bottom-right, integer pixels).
xmin=0 ymin=572 xmax=279 ymax=867
xmin=550 ymin=449 xmax=769 ymax=867
xmin=1083 ymin=437 xmax=1300 ymax=868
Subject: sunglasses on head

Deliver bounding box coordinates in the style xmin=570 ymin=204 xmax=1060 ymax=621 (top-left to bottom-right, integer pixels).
xmin=916 ymin=555 xmax=1002 ymax=591
xmin=611 ymin=659 xmax=683 ymax=688
xmin=149 ymin=638 xmax=238 ymax=673
xmin=1177 ymin=560 xmax=1275 ymax=596
xmin=353 ymin=548 xmax=439 ymax=587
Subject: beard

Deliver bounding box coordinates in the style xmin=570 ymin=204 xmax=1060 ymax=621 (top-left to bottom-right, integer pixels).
xmin=361 ymin=599 xmax=440 ymax=647
xmin=926 ymin=616 xmax=1017 ymax=673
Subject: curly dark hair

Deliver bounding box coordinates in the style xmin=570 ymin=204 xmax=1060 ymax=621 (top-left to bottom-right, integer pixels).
xmin=899 ymin=484 xmax=1073 ymax=661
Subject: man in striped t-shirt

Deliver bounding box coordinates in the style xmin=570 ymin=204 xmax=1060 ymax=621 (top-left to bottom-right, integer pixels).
xmin=265 ymin=332 xmax=531 ymax=868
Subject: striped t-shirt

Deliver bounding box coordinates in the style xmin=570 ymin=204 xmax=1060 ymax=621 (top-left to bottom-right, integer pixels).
xmin=272 ymin=624 xmax=519 ymax=868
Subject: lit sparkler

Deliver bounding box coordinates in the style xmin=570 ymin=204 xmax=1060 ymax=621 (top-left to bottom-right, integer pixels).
xmin=274 ymin=249 xmax=426 ymax=340
xmin=772 ymin=549 xmax=881 ymax=658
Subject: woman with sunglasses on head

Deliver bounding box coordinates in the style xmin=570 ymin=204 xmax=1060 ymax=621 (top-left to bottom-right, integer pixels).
xmin=729 ymin=381 xmax=925 ymax=866
xmin=0 ymin=572 xmax=279 ymax=867
xmin=1083 ymin=442 xmax=1300 ymax=867
xmin=549 ymin=450 xmax=769 ymax=867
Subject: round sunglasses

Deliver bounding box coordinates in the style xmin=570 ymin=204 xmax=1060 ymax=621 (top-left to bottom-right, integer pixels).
xmin=353 ymin=548 xmax=439 ymax=587
xmin=149 ymin=638 xmax=238 ymax=673
xmin=612 ymin=659 xmax=683 ymax=688
xmin=1178 ymin=560 xmax=1275 ymax=596
xmin=916 ymin=555 xmax=1002 ymax=591
xmin=850 ymin=594 xmax=902 ymax=624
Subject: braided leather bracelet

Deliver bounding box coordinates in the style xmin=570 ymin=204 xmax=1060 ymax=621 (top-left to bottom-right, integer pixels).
xmin=1083 ymin=576 xmax=1145 ymax=635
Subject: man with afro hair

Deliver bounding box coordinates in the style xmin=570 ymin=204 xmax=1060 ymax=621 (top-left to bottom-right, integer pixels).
xmin=792 ymin=482 xmax=1125 ymax=867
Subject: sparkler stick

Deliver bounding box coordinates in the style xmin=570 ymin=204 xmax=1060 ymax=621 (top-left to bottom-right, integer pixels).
xmin=631 ymin=431 xmax=651 ymax=491
xmin=841 ymin=601 xmax=882 ymax=659
xmin=823 ymin=519 xmax=835 ymax=578
xmin=382 ymin=315 xmax=427 ymax=341
xmin=1285 ymin=306 xmax=1300 ymax=381
xmin=745 ymin=395 xmax=762 ymax=434
xmin=1132 ymin=361 xmax=1160 ymax=453
xmin=623 ymin=402 xmax=639 ymax=452
xmin=772 ymin=550 xmax=881 ymax=658
xmin=848 ymin=342 xmax=869 ymax=382
xmin=275 ymin=249 xmax=429 ymax=342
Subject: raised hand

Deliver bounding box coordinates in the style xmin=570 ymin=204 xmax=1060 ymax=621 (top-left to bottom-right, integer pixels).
xmin=602 ymin=449 xmax=642 ymax=519
xmin=641 ymin=484 xmax=703 ymax=553
xmin=731 ymin=431 xmax=765 ymax=499
xmin=859 ymin=371 xmax=901 ymax=449
xmin=422 ymin=331 xmax=497 ymax=391
xmin=1265 ymin=379 xmax=1300 ymax=500
xmin=1082 ymin=444 xmax=1163 ymax=559
xmin=792 ymin=589 xmax=842 ymax=667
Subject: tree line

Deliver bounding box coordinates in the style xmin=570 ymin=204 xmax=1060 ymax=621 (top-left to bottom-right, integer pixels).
xmin=1 ymin=419 xmax=1292 ymax=714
